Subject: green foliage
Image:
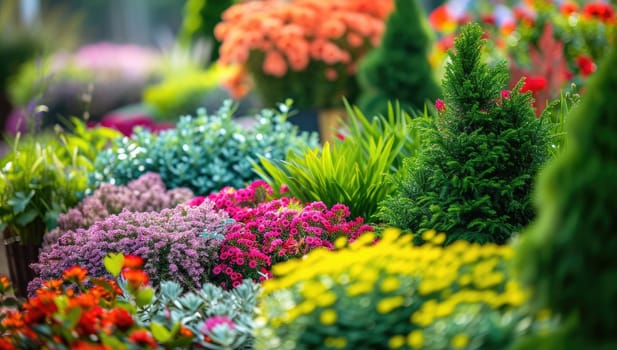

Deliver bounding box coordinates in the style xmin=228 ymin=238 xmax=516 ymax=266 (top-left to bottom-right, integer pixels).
xmin=0 ymin=120 xmax=119 ymax=244
xmin=255 ymin=230 xmax=553 ymax=350
xmin=539 ymin=85 xmax=581 ymax=157
xmin=379 ymin=23 xmax=551 ymax=245
xmin=255 ymin=101 xmax=424 ymax=220
xmin=513 ymin=42 xmax=617 ymax=348
xmin=92 ymin=100 xmax=318 ymax=196
xmin=137 ymin=279 xmax=259 ymax=350
xmin=357 ymin=0 xmax=441 ymax=117
xmin=178 ymin=0 xmax=234 ymax=64
xmin=142 ymin=64 xmax=232 ymax=120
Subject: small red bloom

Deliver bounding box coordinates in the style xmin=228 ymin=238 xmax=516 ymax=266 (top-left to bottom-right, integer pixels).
xmin=0 ymin=275 xmax=11 ymax=292
xmin=63 ymin=266 xmax=88 ymax=282
xmin=520 ymin=76 xmax=547 ymax=94
xmin=70 ymin=341 xmax=112 ymax=350
xmin=435 ymin=98 xmax=446 ymax=113
xmin=122 ymin=268 xmax=150 ymax=289
xmin=501 ymin=90 xmax=511 ymax=99
xmin=122 ymin=255 xmax=144 ymax=269
xmin=560 ymin=1 xmax=579 ymax=16
xmin=108 ymin=307 xmax=134 ymax=331
xmin=576 ymin=55 xmax=596 ymax=76
xmin=128 ymin=329 xmax=158 ymax=349
xmin=76 ymin=306 xmax=104 ymax=336
xmin=583 ymin=2 xmax=616 ymax=23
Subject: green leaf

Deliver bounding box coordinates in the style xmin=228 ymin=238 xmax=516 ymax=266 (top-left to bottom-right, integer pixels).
xmin=104 ymin=253 xmax=124 ymax=277
xmin=136 ymin=287 xmax=155 ymax=307
xmin=151 ymin=322 xmax=172 ymax=343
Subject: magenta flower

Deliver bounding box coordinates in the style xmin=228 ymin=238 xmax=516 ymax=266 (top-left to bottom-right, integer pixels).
xmin=435 ymin=98 xmax=446 ymax=113
xmin=203 ymin=316 xmax=235 ymax=333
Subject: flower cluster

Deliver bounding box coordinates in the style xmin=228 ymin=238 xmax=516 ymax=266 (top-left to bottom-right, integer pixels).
xmin=200 ymin=181 xmax=372 ymax=289
xmin=0 ymin=257 xmax=163 ymax=349
xmin=1 ymin=254 xmax=260 ymax=349
xmin=44 ymin=172 xmax=193 ymax=246
xmin=215 ymin=0 xmax=393 ymax=108
xmin=30 ymin=200 xmax=230 ymax=294
xmin=428 ymin=0 xmax=616 ymax=113
xmin=256 ymin=229 xmax=555 ymax=350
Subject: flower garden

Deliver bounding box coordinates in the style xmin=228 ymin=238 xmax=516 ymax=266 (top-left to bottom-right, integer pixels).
xmin=0 ymin=0 xmax=616 ymax=349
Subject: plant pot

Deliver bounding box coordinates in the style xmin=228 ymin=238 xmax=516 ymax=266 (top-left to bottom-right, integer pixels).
xmin=288 ymin=108 xmax=347 ymax=145
xmin=3 ymin=226 xmax=43 ymax=297
xmin=318 ymin=108 xmax=347 ymax=145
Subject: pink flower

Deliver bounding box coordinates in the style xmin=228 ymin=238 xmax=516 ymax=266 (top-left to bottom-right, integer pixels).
xmin=187 ymin=196 xmax=207 ymax=207
xmin=435 ymin=98 xmax=446 ymax=113
xmin=501 ymin=90 xmax=511 ymax=99
xmin=203 ymin=316 xmax=235 ymax=333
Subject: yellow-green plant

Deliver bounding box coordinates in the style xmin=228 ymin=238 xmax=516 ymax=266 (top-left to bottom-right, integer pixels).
xmin=255 ymin=102 xmax=424 ymax=220
xmin=255 ymin=229 xmax=554 ymax=350
xmin=0 ymin=119 xmax=120 ymax=244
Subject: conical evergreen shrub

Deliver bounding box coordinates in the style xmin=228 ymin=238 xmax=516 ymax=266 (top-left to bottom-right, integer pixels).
xmin=514 ymin=42 xmax=617 ymax=349
xmin=379 ymin=23 xmax=550 ymax=245
xmin=357 ymin=0 xmax=441 ymax=116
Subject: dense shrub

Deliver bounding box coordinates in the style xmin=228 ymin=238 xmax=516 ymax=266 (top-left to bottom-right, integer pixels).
xmin=201 ymin=181 xmax=372 ymax=289
xmin=255 ymin=229 xmax=552 ymax=350
xmin=358 ymin=0 xmax=441 ymax=117
xmin=30 ymin=200 xmax=229 ymax=293
xmin=91 ymin=100 xmax=317 ymax=196
xmin=44 ymin=172 xmax=193 ymax=245
xmin=379 ymin=23 xmax=550 ymax=245
xmin=514 ymin=42 xmax=617 ymax=349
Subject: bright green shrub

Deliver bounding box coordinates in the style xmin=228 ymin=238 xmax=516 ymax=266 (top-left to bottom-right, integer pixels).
xmin=379 ymin=23 xmax=550 ymax=245
xmin=357 ymin=0 xmax=441 ymax=117
xmin=255 ymin=102 xmax=424 ymax=220
xmin=513 ymin=43 xmax=617 ymax=349
xmin=255 ymin=229 xmax=552 ymax=350
xmin=91 ymin=100 xmax=318 ymax=196
xmin=142 ymin=64 xmax=232 ymax=120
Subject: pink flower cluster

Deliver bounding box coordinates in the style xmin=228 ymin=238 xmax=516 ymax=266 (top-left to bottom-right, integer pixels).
xmin=193 ymin=181 xmax=372 ymax=289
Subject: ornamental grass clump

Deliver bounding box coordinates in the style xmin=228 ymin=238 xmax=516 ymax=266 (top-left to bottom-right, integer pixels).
xmin=201 ymin=181 xmax=372 ymax=289
xmin=256 ymin=101 xmax=425 ymax=220
xmin=30 ymin=200 xmax=230 ymax=294
xmin=255 ymin=229 xmax=554 ymax=350
xmin=513 ymin=41 xmax=617 ymax=349
xmin=91 ymin=100 xmax=317 ymax=196
xmin=379 ymin=23 xmax=550 ymax=245
xmin=44 ymin=172 xmax=193 ymax=245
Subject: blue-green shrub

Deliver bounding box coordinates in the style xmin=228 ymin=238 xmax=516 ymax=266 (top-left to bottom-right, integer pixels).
xmin=91 ymin=100 xmax=318 ymax=195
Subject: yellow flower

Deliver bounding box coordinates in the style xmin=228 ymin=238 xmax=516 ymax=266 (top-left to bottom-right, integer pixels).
xmin=334 ymin=236 xmax=348 ymax=249
xmin=376 ymin=296 xmax=405 ymax=314
xmin=380 ymin=276 xmax=401 ymax=293
xmin=431 ymin=232 xmax=446 ymax=245
xmin=320 ymin=309 xmax=338 ymax=325
xmin=324 ymin=336 xmax=348 ymax=348
xmin=451 ymin=333 xmax=470 ymax=348
xmin=422 ymin=229 xmax=436 ymax=241
xmin=407 ymin=330 xmax=424 ymax=348
xmin=317 ymin=291 xmax=337 ymax=307
xmin=388 ymin=335 xmax=405 ymax=349
xmin=346 ymin=282 xmax=374 ymax=296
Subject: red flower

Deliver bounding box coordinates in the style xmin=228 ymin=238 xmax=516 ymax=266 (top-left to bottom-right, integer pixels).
xmin=501 ymin=90 xmax=511 ymax=99
xmin=577 ymin=55 xmax=596 ymax=76
xmin=435 ymin=98 xmax=446 ymax=113
xmin=128 ymin=329 xmax=157 ymax=349
xmin=76 ymin=306 xmax=104 ymax=336
xmin=108 ymin=307 xmax=134 ymax=331
xmin=0 ymin=275 xmax=11 ymax=292
xmin=70 ymin=341 xmax=112 ymax=350
xmin=122 ymin=255 xmax=144 ymax=270
xmin=583 ymin=2 xmax=616 ymax=23
xmin=63 ymin=266 xmax=88 ymax=282
xmin=429 ymin=5 xmax=456 ymax=31
xmin=560 ymin=1 xmax=579 ymax=16
xmin=0 ymin=338 xmax=16 ymax=350
xmin=122 ymin=268 xmax=150 ymax=289
xmin=520 ymin=76 xmax=547 ymax=94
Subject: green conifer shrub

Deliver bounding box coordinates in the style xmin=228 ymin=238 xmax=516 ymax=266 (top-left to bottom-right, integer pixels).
xmin=379 ymin=23 xmax=550 ymax=245
xmin=357 ymin=0 xmax=441 ymax=117
xmin=513 ymin=43 xmax=617 ymax=349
